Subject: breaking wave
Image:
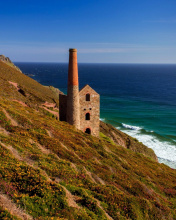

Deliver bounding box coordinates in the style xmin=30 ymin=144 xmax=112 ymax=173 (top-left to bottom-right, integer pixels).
xmin=119 ymin=123 xmax=176 ymax=169
xmin=122 ymin=123 xmax=141 ymax=131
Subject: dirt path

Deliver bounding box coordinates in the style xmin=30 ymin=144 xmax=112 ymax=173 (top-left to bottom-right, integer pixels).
xmin=0 ymin=193 xmax=33 ymax=220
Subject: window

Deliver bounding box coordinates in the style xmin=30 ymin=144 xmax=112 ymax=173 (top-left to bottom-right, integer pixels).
xmin=85 ymin=128 xmax=91 ymax=134
xmin=85 ymin=113 xmax=90 ymax=120
xmin=86 ymin=93 xmax=90 ymax=101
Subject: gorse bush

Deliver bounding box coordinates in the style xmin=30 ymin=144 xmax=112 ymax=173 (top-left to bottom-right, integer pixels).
xmin=0 ymin=61 xmax=176 ymax=219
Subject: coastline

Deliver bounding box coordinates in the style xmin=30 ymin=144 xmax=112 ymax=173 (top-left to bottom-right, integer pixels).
xmin=15 ymin=62 xmax=176 ymax=169
xmin=101 ymin=117 xmax=176 ymax=169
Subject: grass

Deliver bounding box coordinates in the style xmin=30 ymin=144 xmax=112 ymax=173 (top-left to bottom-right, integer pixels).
xmin=0 ymin=61 xmax=176 ymax=219
xmin=0 ymin=61 xmax=59 ymax=107
xmin=0 ymin=207 xmax=20 ymax=220
xmin=0 ymin=97 xmax=176 ymax=219
xmin=100 ymin=132 xmax=115 ymax=145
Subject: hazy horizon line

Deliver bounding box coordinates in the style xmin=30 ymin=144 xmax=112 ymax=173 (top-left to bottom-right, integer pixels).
xmin=14 ymin=61 xmax=176 ymax=65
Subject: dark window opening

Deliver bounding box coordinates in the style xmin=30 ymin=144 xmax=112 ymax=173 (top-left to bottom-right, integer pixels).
xmin=84 ymin=108 xmax=86 ymax=111
xmin=86 ymin=93 xmax=90 ymax=101
xmin=85 ymin=128 xmax=91 ymax=134
xmin=89 ymin=108 xmax=92 ymax=110
xmin=85 ymin=113 xmax=90 ymax=120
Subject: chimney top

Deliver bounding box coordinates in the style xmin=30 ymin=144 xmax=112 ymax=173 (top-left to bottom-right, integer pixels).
xmin=69 ymin=48 xmax=77 ymax=52
xmin=68 ymin=48 xmax=78 ymax=86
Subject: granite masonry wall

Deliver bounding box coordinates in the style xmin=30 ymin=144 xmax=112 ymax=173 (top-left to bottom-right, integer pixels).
xmin=79 ymin=85 xmax=100 ymax=137
xmin=67 ymin=85 xmax=80 ymax=129
xmin=59 ymin=48 xmax=100 ymax=136
xmin=66 ymin=49 xmax=80 ymax=129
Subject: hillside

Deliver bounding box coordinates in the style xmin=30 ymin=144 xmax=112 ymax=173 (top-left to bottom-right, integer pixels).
xmin=100 ymin=121 xmax=158 ymax=161
xmin=0 ymin=55 xmax=22 ymax=72
xmin=0 ymin=60 xmax=176 ymax=220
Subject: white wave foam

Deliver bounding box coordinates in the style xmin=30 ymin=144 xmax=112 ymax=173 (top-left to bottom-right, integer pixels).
xmin=122 ymin=123 xmax=141 ymax=131
xmin=100 ymin=118 xmax=105 ymax=122
xmin=119 ymin=124 xmax=176 ymax=169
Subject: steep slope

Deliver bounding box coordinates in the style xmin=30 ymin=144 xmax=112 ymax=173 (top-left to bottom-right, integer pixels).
xmin=0 ymin=60 xmax=59 ymax=108
xmin=0 ymin=61 xmax=176 ymax=220
xmin=0 ymin=55 xmax=22 ymax=72
xmin=100 ymin=121 xmax=158 ymax=161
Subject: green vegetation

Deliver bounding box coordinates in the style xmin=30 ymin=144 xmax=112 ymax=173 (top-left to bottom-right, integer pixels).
xmin=0 ymin=60 xmax=59 ymax=107
xmin=100 ymin=132 xmax=115 ymax=145
xmin=100 ymin=121 xmax=158 ymax=161
xmin=0 ymin=60 xmax=176 ymax=219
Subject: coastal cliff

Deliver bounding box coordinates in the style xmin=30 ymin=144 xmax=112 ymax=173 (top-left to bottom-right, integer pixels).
xmin=100 ymin=121 xmax=158 ymax=161
xmin=0 ymin=55 xmax=22 ymax=72
xmin=0 ymin=58 xmax=176 ymax=219
xmin=0 ymin=55 xmax=12 ymax=63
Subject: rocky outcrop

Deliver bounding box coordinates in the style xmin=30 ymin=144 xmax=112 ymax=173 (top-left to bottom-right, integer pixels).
xmin=0 ymin=58 xmax=176 ymax=220
xmin=0 ymin=55 xmax=21 ymax=72
xmin=44 ymin=84 xmax=158 ymax=162
xmin=100 ymin=120 xmax=158 ymax=161
xmin=45 ymin=85 xmax=64 ymax=96
xmin=0 ymin=55 xmax=12 ymax=63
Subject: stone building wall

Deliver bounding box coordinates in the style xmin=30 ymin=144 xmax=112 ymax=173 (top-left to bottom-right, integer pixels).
xmin=66 ymin=48 xmax=80 ymax=130
xmin=79 ymin=85 xmax=100 ymax=137
xmin=67 ymin=85 xmax=80 ymax=129
xmin=58 ymin=49 xmax=100 ymax=136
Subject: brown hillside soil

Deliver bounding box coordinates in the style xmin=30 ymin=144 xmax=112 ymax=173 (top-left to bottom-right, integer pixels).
xmin=13 ymin=99 xmax=28 ymax=107
xmin=0 ymin=60 xmax=176 ymax=220
xmin=0 ymin=193 xmax=32 ymax=220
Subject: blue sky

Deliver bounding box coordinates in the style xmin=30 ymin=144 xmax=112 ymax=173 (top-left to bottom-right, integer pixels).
xmin=0 ymin=0 xmax=176 ymax=63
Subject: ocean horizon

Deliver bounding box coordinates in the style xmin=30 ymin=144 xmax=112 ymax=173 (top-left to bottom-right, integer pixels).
xmin=15 ymin=62 xmax=176 ymax=169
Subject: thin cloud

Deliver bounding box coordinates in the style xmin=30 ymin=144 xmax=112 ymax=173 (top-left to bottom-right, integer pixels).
xmin=0 ymin=42 xmax=175 ymax=57
xmin=78 ymin=46 xmax=164 ymax=54
xmin=145 ymin=19 xmax=176 ymax=23
xmin=79 ymin=48 xmax=127 ymax=53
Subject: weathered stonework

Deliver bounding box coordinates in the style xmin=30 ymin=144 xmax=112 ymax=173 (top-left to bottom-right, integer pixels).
xmin=59 ymin=48 xmax=100 ymax=137
xmin=79 ymin=85 xmax=100 ymax=137
xmin=66 ymin=49 xmax=80 ymax=129
xmin=67 ymin=85 xmax=80 ymax=129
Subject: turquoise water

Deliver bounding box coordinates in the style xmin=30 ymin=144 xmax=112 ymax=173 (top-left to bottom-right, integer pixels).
xmin=16 ymin=63 xmax=176 ymax=169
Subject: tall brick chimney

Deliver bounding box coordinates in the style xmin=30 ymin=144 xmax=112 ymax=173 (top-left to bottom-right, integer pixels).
xmin=66 ymin=48 xmax=80 ymax=129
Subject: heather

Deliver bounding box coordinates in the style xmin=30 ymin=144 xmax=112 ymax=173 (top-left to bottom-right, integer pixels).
xmin=0 ymin=60 xmax=176 ymax=219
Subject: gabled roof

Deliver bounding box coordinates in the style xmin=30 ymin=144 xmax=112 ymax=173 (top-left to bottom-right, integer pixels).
xmin=79 ymin=84 xmax=99 ymax=96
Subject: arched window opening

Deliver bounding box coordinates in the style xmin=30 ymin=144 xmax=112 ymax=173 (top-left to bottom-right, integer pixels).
xmin=86 ymin=93 xmax=90 ymax=101
xmin=85 ymin=128 xmax=91 ymax=134
xmin=85 ymin=113 xmax=90 ymax=120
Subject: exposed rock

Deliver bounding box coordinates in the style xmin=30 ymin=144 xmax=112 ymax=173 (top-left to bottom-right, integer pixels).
xmin=0 ymin=55 xmax=12 ymax=63
xmin=100 ymin=120 xmax=158 ymax=162
xmin=0 ymin=55 xmax=22 ymax=72
xmin=0 ymin=55 xmax=175 ymax=220
xmin=45 ymin=85 xmax=64 ymax=96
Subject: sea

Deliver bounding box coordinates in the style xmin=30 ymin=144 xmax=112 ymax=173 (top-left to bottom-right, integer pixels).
xmin=15 ymin=62 xmax=176 ymax=169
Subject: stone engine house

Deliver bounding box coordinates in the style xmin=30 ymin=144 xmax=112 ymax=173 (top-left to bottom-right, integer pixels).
xmin=59 ymin=49 xmax=100 ymax=137
xmin=79 ymin=85 xmax=100 ymax=136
